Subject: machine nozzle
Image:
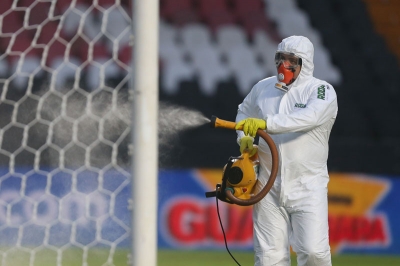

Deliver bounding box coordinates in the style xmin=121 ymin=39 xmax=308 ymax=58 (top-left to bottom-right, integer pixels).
xmin=210 ymin=115 xmax=217 ymax=128
xmin=210 ymin=115 xmax=241 ymax=130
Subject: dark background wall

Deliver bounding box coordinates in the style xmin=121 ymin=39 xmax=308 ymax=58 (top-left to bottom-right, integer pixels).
xmin=0 ymin=0 xmax=399 ymax=176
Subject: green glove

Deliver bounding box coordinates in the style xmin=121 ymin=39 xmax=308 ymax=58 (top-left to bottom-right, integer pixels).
xmin=239 ymin=136 xmax=258 ymax=157
xmin=235 ymin=118 xmax=266 ymax=137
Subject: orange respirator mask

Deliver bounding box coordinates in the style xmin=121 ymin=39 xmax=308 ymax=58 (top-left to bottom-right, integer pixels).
xmin=277 ymin=62 xmax=296 ymax=85
xmin=274 ymin=52 xmax=302 ymax=90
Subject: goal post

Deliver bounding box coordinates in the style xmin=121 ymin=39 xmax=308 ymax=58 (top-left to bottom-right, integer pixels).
xmin=0 ymin=0 xmax=155 ymax=265
xmin=132 ymin=1 xmax=159 ymax=266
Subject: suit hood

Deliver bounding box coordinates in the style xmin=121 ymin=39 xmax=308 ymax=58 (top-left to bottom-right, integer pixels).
xmin=276 ymin=36 xmax=314 ymax=87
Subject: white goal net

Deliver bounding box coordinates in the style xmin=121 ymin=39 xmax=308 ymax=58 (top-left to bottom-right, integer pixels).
xmin=0 ymin=0 xmax=133 ymax=265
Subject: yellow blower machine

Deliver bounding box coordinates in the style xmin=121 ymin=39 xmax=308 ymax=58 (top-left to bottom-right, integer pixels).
xmin=205 ymin=116 xmax=279 ymax=206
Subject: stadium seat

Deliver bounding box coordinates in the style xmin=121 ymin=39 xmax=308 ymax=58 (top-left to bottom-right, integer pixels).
xmin=265 ymin=0 xmax=298 ymax=22
xmin=225 ymin=46 xmax=265 ymax=95
xmin=159 ymin=21 xmax=183 ymax=66
xmin=328 ymin=136 xmax=385 ymax=174
xmin=159 ymin=40 xmax=183 ymax=67
xmin=196 ymin=0 xmax=230 ymax=21
xmin=17 ymin=0 xmax=36 ymax=7
xmin=84 ymin=14 xmax=104 ymax=42
xmin=252 ymin=30 xmax=278 ymax=76
xmin=103 ymin=5 xmax=131 ymax=51
xmin=275 ymin=9 xmax=322 ymax=47
xmin=37 ymin=21 xmax=60 ymax=45
xmin=61 ymin=3 xmax=93 ymax=39
xmin=213 ymin=79 xmax=243 ymax=121
xmin=161 ymin=0 xmax=193 ymax=17
xmin=190 ymin=47 xmax=230 ymax=96
xmin=363 ymin=0 xmax=400 ymax=63
xmin=118 ymin=44 xmax=132 ymax=66
xmin=232 ymin=0 xmax=264 ymax=20
xmin=56 ymin=0 xmax=88 ymax=13
xmin=0 ymin=0 xmax=12 ymax=15
xmin=337 ymin=0 xmax=371 ymax=28
xmin=297 ymin=0 xmax=334 ymax=17
xmin=49 ymin=57 xmax=82 ymax=90
xmin=362 ymin=93 xmax=400 ymax=139
xmin=241 ymin=11 xmax=276 ymax=39
xmin=67 ymin=37 xmax=87 ymax=61
xmin=332 ymin=99 xmax=373 ymax=138
xmin=159 ymin=20 xmax=179 ymax=48
xmin=319 ymin=27 xmax=351 ymax=67
xmin=313 ymin=47 xmax=342 ymax=85
xmin=160 ymin=19 xmax=178 ymax=37
xmin=169 ymin=78 xmax=214 ymax=118
xmin=25 ymin=1 xmax=51 ymax=26
xmin=252 ymin=29 xmax=278 ymax=54
xmin=180 ymin=23 xmax=214 ymax=55
xmin=44 ymin=40 xmax=67 ymax=67
xmin=8 ymin=30 xmax=38 ymax=63
xmin=162 ymin=55 xmax=195 ymax=95
xmin=215 ymin=24 xmax=272 ymax=94
xmin=79 ymin=43 xmax=111 ymax=63
xmin=180 ymin=24 xmax=231 ymax=95
xmin=93 ymin=44 xmax=111 ymax=61
xmin=96 ymin=0 xmax=118 ymax=9
xmin=204 ymin=10 xmax=236 ymax=33
xmin=0 ymin=57 xmax=8 ymax=78
xmin=379 ymin=136 xmax=400 ymax=172
xmin=1 ymin=11 xmax=24 ymax=34
xmin=160 ymin=0 xmax=198 ymax=25
xmin=10 ymin=55 xmax=43 ymax=91
xmin=215 ymin=25 xmax=248 ymax=54
xmin=86 ymin=59 xmax=121 ymax=91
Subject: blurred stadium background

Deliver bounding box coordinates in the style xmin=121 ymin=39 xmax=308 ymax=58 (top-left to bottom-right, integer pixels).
xmin=158 ymin=0 xmax=400 ymax=173
xmin=0 ymin=0 xmax=400 ymax=265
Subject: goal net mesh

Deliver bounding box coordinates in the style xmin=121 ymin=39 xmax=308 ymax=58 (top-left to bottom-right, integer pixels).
xmin=0 ymin=0 xmax=132 ymax=265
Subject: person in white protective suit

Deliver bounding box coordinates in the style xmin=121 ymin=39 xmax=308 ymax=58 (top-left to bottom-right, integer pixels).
xmin=235 ymin=35 xmax=338 ymax=266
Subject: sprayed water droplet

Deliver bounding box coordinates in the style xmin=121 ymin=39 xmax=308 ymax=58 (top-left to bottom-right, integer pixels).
xmin=39 ymin=90 xmax=210 ymax=168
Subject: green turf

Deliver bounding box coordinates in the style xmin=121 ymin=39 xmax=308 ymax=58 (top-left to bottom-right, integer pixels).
xmin=157 ymin=250 xmax=400 ymax=266
xmin=1 ymin=248 xmax=400 ymax=265
xmin=0 ymin=248 xmax=129 ymax=266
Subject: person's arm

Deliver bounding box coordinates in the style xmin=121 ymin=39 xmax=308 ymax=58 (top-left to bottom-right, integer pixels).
xmin=267 ymin=84 xmax=337 ymax=134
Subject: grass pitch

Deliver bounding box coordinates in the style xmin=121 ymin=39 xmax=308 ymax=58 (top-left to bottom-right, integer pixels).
xmin=0 ymin=248 xmax=129 ymax=266
xmin=2 ymin=249 xmax=400 ymax=265
xmin=158 ymin=250 xmax=400 ymax=266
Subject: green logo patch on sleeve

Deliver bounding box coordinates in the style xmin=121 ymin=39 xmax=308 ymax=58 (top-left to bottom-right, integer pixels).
xmin=317 ymin=85 xmax=326 ymax=100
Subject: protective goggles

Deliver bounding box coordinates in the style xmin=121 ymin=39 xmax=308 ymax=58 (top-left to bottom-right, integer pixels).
xmin=274 ymin=52 xmax=302 ymax=69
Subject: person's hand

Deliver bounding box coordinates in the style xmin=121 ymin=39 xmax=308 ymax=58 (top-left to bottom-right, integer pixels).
xmin=235 ymin=118 xmax=266 ymax=137
xmin=239 ymin=136 xmax=258 ymax=157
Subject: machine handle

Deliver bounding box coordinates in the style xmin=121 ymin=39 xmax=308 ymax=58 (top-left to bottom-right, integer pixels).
xmin=210 ymin=115 xmax=243 ymax=130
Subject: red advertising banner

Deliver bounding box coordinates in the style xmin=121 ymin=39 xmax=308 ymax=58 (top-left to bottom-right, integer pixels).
xmin=158 ymin=170 xmax=399 ymax=254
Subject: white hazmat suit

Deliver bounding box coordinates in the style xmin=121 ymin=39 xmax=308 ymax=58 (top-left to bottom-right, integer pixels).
xmin=236 ymin=36 xmax=337 ymax=266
